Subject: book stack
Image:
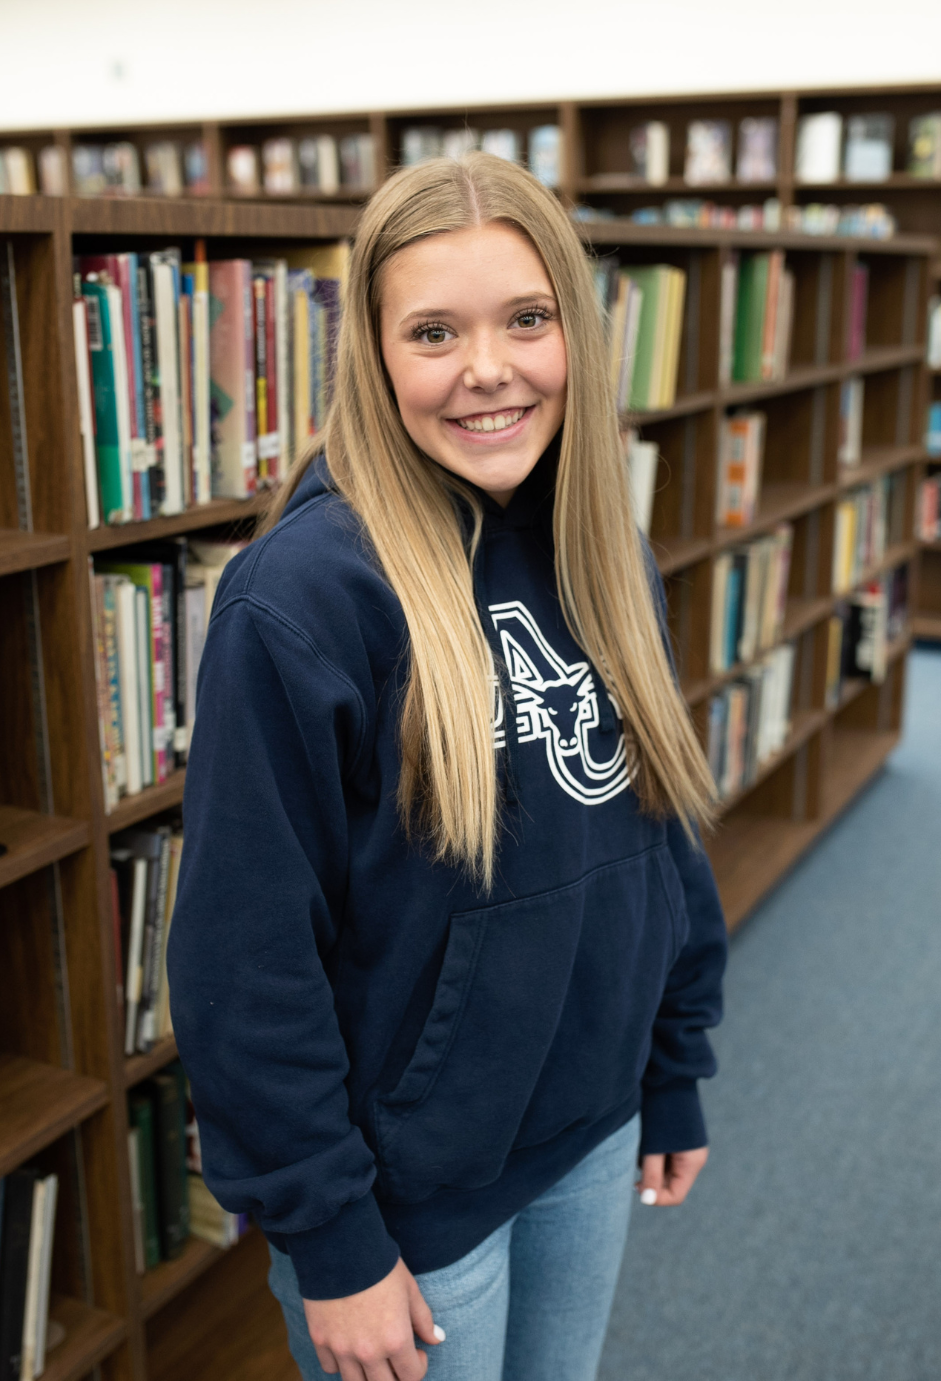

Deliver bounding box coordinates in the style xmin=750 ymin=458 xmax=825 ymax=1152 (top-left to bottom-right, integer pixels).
xmin=89 ymin=537 xmax=245 ymax=807
xmin=832 ymin=478 xmax=889 ymax=594
xmin=127 ymin=1062 xmax=190 ymax=1272
xmin=400 ymin=126 xmax=560 ymax=187
xmin=917 ymin=474 xmax=941 ymax=540
xmin=908 ymin=113 xmax=941 ymax=178
xmin=629 ymin=122 xmax=670 ymax=185
xmin=843 ymin=115 xmax=894 ymax=182
xmin=825 ymin=569 xmax=907 ymax=702
xmin=111 ymin=824 xmax=183 ymax=1056
xmin=715 ymin=411 xmax=766 ymax=527
xmin=227 ymin=134 xmax=375 ymax=196
xmin=0 ymin=146 xmax=37 ymax=194
xmin=709 ymin=524 xmax=793 ymax=675
xmin=73 ymin=240 xmax=348 ymax=526
xmin=618 ymin=265 xmax=685 ymax=410
xmin=685 ymin=121 xmax=732 ymax=185
xmin=838 ymin=378 xmax=865 ymax=466
xmin=706 ymin=643 xmax=796 ymax=800
xmin=724 ymin=251 xmax=794 ymax=385
xmin=0 ymin=1168 xmax=61 ymax=1380
xmin=846 ymin=264 xmax=870 ymax=360
xmin=184 ymin=1097 xmax=251 ymax=1250
xmin=736 ymin=118 xmax=778 ymax=182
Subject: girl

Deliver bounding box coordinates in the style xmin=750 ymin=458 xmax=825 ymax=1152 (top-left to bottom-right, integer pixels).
xmin=169 ymin=152 xmax=727 ymax=1381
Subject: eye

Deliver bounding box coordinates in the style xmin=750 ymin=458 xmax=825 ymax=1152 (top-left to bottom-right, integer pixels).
xmin=412 ymin=321 xmax=454 ymax=345
xmin=512 ymin=306 xmax=553 ymax=330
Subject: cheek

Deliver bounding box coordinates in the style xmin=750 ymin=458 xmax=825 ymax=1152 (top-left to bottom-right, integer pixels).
xmin=384 ymin=345 xmax=456 ymax=426
xmin=524 ymin=333 xmax=568 ymax=406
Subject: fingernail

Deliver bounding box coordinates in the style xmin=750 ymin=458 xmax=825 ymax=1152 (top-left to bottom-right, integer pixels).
xmin=640 ymin=1188 xmax=658 ymax=1206
xmin=433 ymin=1325 xmax=446 ymax=1342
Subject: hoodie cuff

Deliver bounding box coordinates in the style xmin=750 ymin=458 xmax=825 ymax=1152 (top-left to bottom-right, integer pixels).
xmin=267 ymin=1191 xmax=400 ymax=1300
xmin=640 ymin=1079 xmax=708 ymax=1157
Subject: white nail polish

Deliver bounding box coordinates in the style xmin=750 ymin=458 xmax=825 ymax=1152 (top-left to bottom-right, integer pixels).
xmin=433 ymin=1324 xmax=447 ymax=1342
xmin=640 ymin=1188 xmax=658 ymax=1206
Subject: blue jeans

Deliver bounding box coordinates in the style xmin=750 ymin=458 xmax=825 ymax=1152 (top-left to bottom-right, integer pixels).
xmin=268 ymin=1112 xmax=640 ymax=1381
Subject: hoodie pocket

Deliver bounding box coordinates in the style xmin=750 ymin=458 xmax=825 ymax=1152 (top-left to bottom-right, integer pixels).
xmin=373 ymin=845 xmax=684 ymax=1203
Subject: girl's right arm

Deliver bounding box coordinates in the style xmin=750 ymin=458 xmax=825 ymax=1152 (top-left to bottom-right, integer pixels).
xmin=167 ymin=589 xmax=400 ymax=1302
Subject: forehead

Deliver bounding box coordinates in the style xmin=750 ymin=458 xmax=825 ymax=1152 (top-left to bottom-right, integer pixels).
xmin=381 ymin=222 xmax=553 ymax=311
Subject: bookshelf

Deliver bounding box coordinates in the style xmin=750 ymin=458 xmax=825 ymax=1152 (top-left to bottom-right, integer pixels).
xmin=0 ymin=82 xmax=937 ymax=1381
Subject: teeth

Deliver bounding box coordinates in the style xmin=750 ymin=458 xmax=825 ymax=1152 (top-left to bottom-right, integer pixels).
xmin=456 ymin=408 xmax=525 ymax=433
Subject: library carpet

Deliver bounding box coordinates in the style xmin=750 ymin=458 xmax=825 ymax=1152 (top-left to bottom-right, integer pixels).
xmin=600 ymin=647 xmax=941 ymax=1381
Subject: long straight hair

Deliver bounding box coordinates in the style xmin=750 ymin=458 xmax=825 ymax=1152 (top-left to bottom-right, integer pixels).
xmin=262 ymin=152 xmax=715 ymax=886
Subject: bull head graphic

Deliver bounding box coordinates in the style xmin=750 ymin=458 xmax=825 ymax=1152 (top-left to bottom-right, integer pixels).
xmin=489 ymin=600 xmax=633 ymax=806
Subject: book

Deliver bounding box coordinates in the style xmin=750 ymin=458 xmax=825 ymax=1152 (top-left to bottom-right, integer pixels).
xmin=838 ymin=378 xmax=865 ymax=466
xmin=150 ymin=250 xmax=186 ymax=515
xmin=402 ymin=128 xmax=443 ymax=165
xmin=629 ymin=122 xmax=669 ymax=185
xmin=188 ymin=1176 xmax=249 ymax=1249
xmin=208 ymin=259 xmax=257 ymax=498
xmin=96 ymin=562 xmax=166 ymax=783
xmin=20 ymin=1173 xmax=58 ymax=1381
xmin=295 ymin=134 xmax=339 ymax=193
xmin=844 ymin=114 xmax=894 ymax=182
xmin=622 ymin=265 xmax=686 ymax=410
xmin=908 ymin=113 xmax=941 ymax=178
xmin=625 ymin=431 xmax=658 ymax=535
xmin=917 ymin=474 xmax=941 ymax=540
xmin=339 ymin=134 xmax=376 ymax=190
xmin=227 ymin=145 xmax=259 ymax=193
xmin=927 ymin=296 xmax=941 ymax=369
xmin=795 ymin=112 xmax=843 ymax=183
xmin=716 ymin=412 xmax=766 ymax=527
xmin=262 ymin=138 xmax=297 ymax=194
xmin=72 ymin=296 xmax=101 ymax=528
xmin=0 ymin=1166 xmax=37 ymax=1381
xmin=146 ymin=1072 xmax=189 ymax=1259
xmin=685 ymin=121 xmax=731 ymax=184
xmin=128 ymin=1094 xmax=162 ymax=1268
xmin=127 ymin=1129 xmax=146 ymax=1273
xmin=709 ymin=525 xmax=792 ymax=675
xmin=928 ymin=402 xmax=941 ymax=457
xmin=79 ymin=279 xmax=132 ymax=523
xmin=38 ymin=145 xmax=67 ymax=195
xmin=736 ymin=117 xmax=778 ymax=182
xmin=184 ymin=242 xmax=212 ymax=504
xmin=528 ymin=126 xmax=561 ymax=188
xmin=718 ymin=252 xmax=739 ymax=386
xmin=847 ymin=264 xmax=869 ymax=360
xmin=707 ymin=644 xmax=796 ymax=798
xmin=145 ymin=142 xmax=184 ymax=196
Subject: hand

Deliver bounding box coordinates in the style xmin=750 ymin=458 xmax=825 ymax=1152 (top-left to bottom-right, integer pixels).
xmin=303 ymin=1257 xmax=443 ymax=1380
xmin=637 ymin=1146 xmax=708 ymax=1207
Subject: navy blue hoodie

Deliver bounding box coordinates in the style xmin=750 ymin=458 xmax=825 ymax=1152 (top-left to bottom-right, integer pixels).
xmin=168 ymin=447 xmax=727 ymax=1300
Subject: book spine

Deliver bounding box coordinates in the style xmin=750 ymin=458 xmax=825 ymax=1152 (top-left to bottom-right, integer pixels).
xmin=178 ymin=289 xmax=194 ymax=508
xmin=253 ymin=276 xmax=269 ymax=481
xmin=139 ymin=829 xmax=171 ymax=1048
xmin=128 ymin=1095 xmax=162 ymax=1268
xmin=149 ymin=1075 xmax=188 ymax=1258
xmin=72 ymin=297 xmax=101 ymax=528
xmin=193 ymin=249 xmax=212 ymax=504
xmin=137 ymin=262 xmax=164 ymax=512
xmin=90 ymin=567 xmax=118 ymax=811
xmin=81 ymin=283 xmax=128 ymax=524
xmin=0 ymin=1168 xmax=37 ymax=1381
xmin=265 ymin=272 xmax=279 ymax=481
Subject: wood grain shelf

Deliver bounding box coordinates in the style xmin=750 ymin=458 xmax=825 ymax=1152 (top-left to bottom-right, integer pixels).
xmin=125 ymin=1034 xmax=179 ymax=1089
xmin=42 ymin=1295 xmax=126 ymax=1381
xmin=0 ymin=806 xmax=90 ymax=889
xmin=0 ymin=529 xmax=70 ymax=576
xmin=106 ymin=770 xmax=186 ymax=834
xmin=140 ymin=1232 xmax=224 ymax=1321
xmin=912 ymin=613 xmax=941 ymax=639
xmin=839 ymin=444 xmax=926 ymax=490
xmin=716 ymin=707 xmax=829 ymax=818
xmin=86 ymin=496 xmax=271 ymax=552
xmin=577 ymin=174 xmax=779 ymax=195
xmin=67 ymin=194 xmax=359 ymax=240
xmin=0 ymin=1054 xmax=108 ymax=1177
xmin=650 ymin=533 xmax=713 ymax=576
xmin=716 ymin=481 xmax=835 ymax=547
xmin=684 ymin=595 xmax=835 ymax=708
xmin=578 ymin=221 xmax=936 ymax=256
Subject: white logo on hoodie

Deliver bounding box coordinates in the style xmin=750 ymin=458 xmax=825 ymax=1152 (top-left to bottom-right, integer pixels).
xmin=489 ymin=600 xmax=632 ymax=805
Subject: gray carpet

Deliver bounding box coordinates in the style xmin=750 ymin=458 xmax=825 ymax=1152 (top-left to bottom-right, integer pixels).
xmin=600 ymin=647 xmax=941 ymax=1381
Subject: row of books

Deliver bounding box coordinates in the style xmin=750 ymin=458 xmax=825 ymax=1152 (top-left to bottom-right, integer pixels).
xmin=624 ymin=116 xmax=779 ymax=186
xmin=111 ymin=824 xmax=183 ymax=1057
xmin=796 ymin=111 xmax=941 ymax=184
xmin=825 ymin=568 xmax=908 ymax=702
xmin=709 ymin=524 xmax=793 ymax=675
xmin=126 ymin=1062 xmax=251 ymax=1275
xmin=832 ymin=478 xmax=891 ymax=594
xmin=227 ymin=134 xmax=375 ymax=197
xmin=73 ymin=240 xmax=347 ymax=526
xmin=400 ymin=126 xmax=561 ymax=188
xmin=917 ymin=474 xmax=941 ymax=540
xmin=595 ymin=261 xmax=686 ymax=411
xmin=89 ymin=537 xmax=243 ymax=808
xmin=721 ymin=250 xmax=795 ymax=386
xmin=576 ymin=199 xmax=898 ymax=241
xmin=707 ymin=644 xmax=796 ymax=800
xmin=0 ymin=1169 xmax=61 ymax=1380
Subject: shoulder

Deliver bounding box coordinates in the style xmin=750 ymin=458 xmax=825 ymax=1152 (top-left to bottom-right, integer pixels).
xmin=210 ymin=484 xmax=406 ymax=687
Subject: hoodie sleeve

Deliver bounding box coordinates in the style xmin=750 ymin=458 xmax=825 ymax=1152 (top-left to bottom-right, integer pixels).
xmin=638 ymin=542 xmax=729 ymax=1157
xmin=167 ymin=590 xmax=400 ymax=1299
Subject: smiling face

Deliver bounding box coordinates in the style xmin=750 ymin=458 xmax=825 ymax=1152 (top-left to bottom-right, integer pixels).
xmin=379 ymin=221 xmax=568 ymax=506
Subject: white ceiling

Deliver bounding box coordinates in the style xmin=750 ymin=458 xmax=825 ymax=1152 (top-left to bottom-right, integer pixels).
xmin=1 ymin=0 xmax=940 ymax=130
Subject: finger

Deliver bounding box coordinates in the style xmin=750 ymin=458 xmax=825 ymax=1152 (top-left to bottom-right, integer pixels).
xmin=315 ymin=1344 xmax=340 ymax=1374
xmin=336 ymin=1357 xmax=368 ymax=1381
xmin=406 ymin=1274 xmax=444 ymax=1347
xmin=659 ymin=1148 xmax=709 ymax=1206
xmin=637 ymin=1153 xmax=665 ymax=1205
xmin=362 ymin=1357 xmax=398 ymax=1381
xmin=388 ymin=1338 xmax=428 ymax=1381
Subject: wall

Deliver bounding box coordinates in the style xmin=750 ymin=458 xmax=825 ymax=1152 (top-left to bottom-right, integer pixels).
xmin=2 ymin=0 xmax=941 ymax=130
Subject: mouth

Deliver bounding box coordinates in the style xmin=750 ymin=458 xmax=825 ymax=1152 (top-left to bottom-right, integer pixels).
xmin=445 ymin=404 xmax=535 ymax=440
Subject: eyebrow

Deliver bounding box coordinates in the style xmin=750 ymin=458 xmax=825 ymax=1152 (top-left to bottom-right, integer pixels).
xmin=399 ymin=292 xmax=557 ymax=326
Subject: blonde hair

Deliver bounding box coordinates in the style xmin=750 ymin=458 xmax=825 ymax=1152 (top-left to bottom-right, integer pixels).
xmin=262 ymin=152 xmax=715 ymax=886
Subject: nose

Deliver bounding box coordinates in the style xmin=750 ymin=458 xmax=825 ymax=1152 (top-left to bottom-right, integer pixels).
xmin=462 ymin=329 xmax=513 ymax=394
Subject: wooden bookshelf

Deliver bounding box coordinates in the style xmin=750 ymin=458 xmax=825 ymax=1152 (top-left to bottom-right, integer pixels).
xmin=1 ymin=82 xmax=938 ymax=1381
